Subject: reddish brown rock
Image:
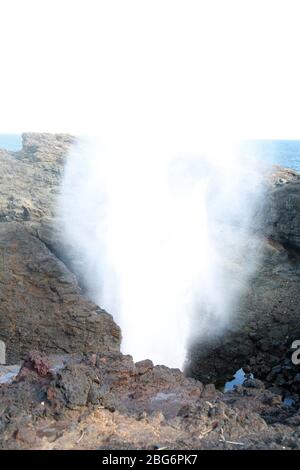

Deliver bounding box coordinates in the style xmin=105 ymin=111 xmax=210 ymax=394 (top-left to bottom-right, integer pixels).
xmin=0 ymin=351 xmax=299 ymax=450
xmin=0 ymin=222 xmax=121 ymax=363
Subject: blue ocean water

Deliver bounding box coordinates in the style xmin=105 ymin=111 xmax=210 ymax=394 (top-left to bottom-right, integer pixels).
xmin=242 ymin=140 xmax=300 ymax=172
xmin=224 ymin=368 xmax=253 ymax=392
xmin=0 ymin=134 xmax=22 ymax=152
xmin=0 ymin=135 xmax=300 ymax=172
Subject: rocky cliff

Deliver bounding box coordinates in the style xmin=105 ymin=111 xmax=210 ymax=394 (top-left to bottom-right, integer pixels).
xmin=0 ymin=134 xmax=121 ymax=363
xmin=0 ymin=134 xmax=300 ymax=450
xmin=187 ymin=166 xmax=300 ymax=391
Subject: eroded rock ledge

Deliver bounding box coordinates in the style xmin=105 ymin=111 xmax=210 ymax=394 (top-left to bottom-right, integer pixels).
xmin=0 ymin=350 xmax=300 ymax=450
xmin=187 ymin=166 xmax=300 ymax=386
xmin=0 ymin=223 xmax=120 ymax=363
xmin=0 ymin=133 xmax=121 ymax=363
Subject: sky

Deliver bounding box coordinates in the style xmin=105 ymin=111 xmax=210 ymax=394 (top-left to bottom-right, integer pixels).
xmin=0 ymin=0 xmax=300 ymax=139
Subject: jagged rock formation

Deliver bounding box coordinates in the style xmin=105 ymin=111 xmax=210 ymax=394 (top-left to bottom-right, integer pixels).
xmin=1 ymin=135 xmax=299 ymax=381
xmin=0 ymin=134 xmax=299 ymax=449
xmin=265 ymin=167 xmax=300 ymax=249
xmin=0 ymin=223 xmax=120 ymax=363
xmin=0 ymin=350 xmax=300 ymax=450
xmin=187 ymin=166 xmax=300 ymax=387
xmin=0 ymin=133 xmax=74 ymax=223
xmin=0 ymin=134 xmax=121 ymax=363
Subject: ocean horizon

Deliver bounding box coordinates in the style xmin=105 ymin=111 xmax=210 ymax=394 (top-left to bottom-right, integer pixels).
xmin=0 ymin=134 xmax=22 ymax=152
xmin=1 ymin=134 xmax=300 ymax=172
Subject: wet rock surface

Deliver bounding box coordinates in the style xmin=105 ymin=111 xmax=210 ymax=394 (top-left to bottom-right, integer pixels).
xmin=0 ymin=351 xmax=300 ymax=450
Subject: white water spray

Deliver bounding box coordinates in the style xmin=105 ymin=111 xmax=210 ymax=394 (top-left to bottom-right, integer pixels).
xmin=57 ymin=134 xmax=265 ymax=369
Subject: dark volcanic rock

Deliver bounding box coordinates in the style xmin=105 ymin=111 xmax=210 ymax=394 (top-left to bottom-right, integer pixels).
xmin=186 ymin=167 xmax=300 ymax=386
xmin=1 ymin=134 xmax=300 ymax=449
xmin=0 ymin=351 xmax=300 ymax=450
xmin=0 ymin=222 xmax=120 ymax=363
xmin=264 ymin=167 xmax=300 ymax=249
xmin=0 ymin=134 xmax=121 ymax=363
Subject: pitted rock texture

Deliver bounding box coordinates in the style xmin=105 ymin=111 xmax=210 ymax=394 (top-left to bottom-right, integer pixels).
xmin=0 ymin=133 xmax=74 ymax=223
xmin=0 ymin=223 xmax=120 ymax=363
xmin=187 ymin=167 xmax=300 ymax=385
xmin=1 ymin=134 xmax=300 ymax=450
xmin=265 ymin=166 xmax=300 ymax=249
xmin=0 ymin=134 xmax=121 ymax=363
xmin=0 ymin=351 xmax=299 ymax=450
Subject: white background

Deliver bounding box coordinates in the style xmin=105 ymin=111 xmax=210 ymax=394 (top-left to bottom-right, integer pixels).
xmin=0 ymin=0 xmax=299 ymax=139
